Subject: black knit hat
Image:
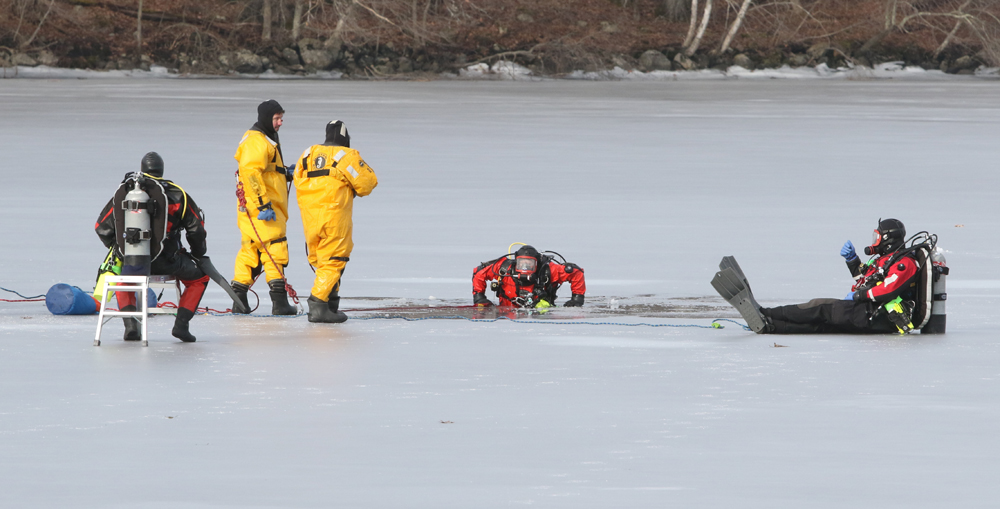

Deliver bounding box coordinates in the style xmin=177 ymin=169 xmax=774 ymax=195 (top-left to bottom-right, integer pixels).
xmin=324 ymin=120 xmax=350 ymax=147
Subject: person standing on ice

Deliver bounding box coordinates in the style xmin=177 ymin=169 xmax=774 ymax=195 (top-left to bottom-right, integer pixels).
xmin=472 ymin=245 xmax=586 ymax=309
xmin=95 ymin=152 xmax=210 ymax=342
xmin=713 ymin=218 xmax=923 ymax=334
xmin=231 ymin=99 xmax=297 ymax=315
xmin=292 ymin=120 xmax=378 ymax=323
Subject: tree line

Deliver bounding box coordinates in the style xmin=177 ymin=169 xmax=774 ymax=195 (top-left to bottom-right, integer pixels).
xmin=2 ymin=0 xmax=998 ymax=73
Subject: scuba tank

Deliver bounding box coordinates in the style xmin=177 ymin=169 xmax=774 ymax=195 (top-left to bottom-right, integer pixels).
xmin=121 ymin=175 xmax=152 ymax=276
xmin=922 ymin=247 xmax=948 ymax=334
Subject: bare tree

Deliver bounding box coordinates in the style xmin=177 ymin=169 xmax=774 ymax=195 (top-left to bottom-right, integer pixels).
xmin=718 ymin=0 xmax=753 ymax=54
xmin=959 ymin=1 xmax=1000 ymax=65
xmin=932 ymin=20 xmax=960 ymax=58
xmin=136 ymin=0 xmax=144 ymax=60
xmin=292 ymin=0 xmax=304 ymax=41
xmin=19 ymin=0 xmax=55 ymax=49
xmin=664 ymin=0 xmax=688 ymax=22
xmin=682 ymin=0 xmax=700 ymax=48
xmin=685 ymin=0 xmax=713 ymax=56
xmin=263 ymin=0 xmax=272 ymax=41
xmin=860 ymin=0 xmax=975 ymax=54
xmin=331 ymin=0 xmax=355 ymax=45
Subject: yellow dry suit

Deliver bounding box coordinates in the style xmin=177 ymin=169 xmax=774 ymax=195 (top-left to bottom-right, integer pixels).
xmin=293 ymin=145 xmax=378 ymax=300
xmin=233 ymin=129 xmax=290 ymax=284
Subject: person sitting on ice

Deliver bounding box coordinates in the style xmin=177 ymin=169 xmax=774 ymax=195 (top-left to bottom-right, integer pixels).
xmin=472 ymin=245 xmax=586 ymax=309
xmin=713 ymin=218 xmax=924 ymax=335
xmin=95 ymin=152 xmax=212 ymax=342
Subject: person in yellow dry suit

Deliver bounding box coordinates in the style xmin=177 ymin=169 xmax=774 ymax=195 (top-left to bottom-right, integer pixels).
xmin=231 ymin=99 xmax=297 ymax=315
xmin=293 ymin=120 xmax=378 ymax=323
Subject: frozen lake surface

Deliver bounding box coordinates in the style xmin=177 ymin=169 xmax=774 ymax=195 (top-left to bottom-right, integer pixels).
xmin=1 ymin=78 xmax=999 ymax=507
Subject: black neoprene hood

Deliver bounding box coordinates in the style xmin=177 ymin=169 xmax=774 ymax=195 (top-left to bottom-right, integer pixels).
xmin=256 ymin=99 xmax=284 ymax=140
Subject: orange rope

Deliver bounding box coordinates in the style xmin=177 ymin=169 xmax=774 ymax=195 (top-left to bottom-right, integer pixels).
xmin=235 ymin=171 xmax=300 ymax=305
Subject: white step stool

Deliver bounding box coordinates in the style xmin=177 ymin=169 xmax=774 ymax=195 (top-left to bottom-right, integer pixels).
xmin=147 ymin=275 xmax=182 ymax=315
xmin=94 ymin=275 xmax=180 ymax=346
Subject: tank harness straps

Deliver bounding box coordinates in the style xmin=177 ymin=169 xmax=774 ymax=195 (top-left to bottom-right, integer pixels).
xmin=498 ymin=258 xmax=514 ymax=276
xmin=307 ymin=169 xmax=330 ymax=178
xmin=328 ymin=256 xmax=350 ymax=262
xmin=538 ymin=256 xmax=552 ymax=286
xmin=122 ymin=200 xmax=150 ymax=210
xmin=146 ymin=175 xmax=189 ymax=221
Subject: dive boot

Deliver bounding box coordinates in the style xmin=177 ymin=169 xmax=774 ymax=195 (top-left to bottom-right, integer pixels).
xmin=268 ymin=279 xmax=298 ymax=315
xmin=231 ymin=281 xmax=251 ymax=314
xmin=307 ymin=295 xmax=348 ymax=323
xmin=121 ymin=305 xmax=141 ymax=341
xmin=171 ymin=308 xmax=197 ymax=342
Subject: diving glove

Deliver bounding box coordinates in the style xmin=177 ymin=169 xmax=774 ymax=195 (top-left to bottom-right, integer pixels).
xmin=257 ymin=203 xmax=276 ymax=221
xmin=840 ymin=241 xmax=858 ymax=262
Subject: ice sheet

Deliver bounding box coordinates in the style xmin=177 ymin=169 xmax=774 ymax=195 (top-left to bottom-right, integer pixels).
xmin=1 ymin=78 xmax=998 ymax=507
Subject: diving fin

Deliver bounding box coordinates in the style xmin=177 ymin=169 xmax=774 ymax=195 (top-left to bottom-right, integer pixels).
xmin=718 ymin=255 xmax=752 ymax=294
xmin=711 ymin=265 xmax=768 ymax=334
xmin=195 ymin=255 xmax=250 ymax=314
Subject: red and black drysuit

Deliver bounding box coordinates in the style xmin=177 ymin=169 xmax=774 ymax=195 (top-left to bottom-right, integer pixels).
xmin=760 ymin=252 xmax=919 ymax=334
xmin=472 ymin=257 xmax=586 ymax=308
xmin=95 ymin=176 xmax=210 ymax=313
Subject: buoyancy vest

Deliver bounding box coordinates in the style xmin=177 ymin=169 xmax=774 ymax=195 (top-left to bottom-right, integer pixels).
xmin=299 ymin=145 xmax=377 ymax=197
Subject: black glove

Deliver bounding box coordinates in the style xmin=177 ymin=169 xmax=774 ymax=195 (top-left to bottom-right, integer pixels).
xmin=852 ymin=290 xmax=867 ymax=302
xmin=564 ymin=294 xmax=585 ymax=307
xmin=473 ymin=292 xmax=493 ymax=307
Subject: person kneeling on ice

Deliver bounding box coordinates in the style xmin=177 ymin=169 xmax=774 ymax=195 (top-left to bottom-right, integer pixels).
xmin=713 ymin=218 xmax=924 ymax=335
xmin=95 ymin=152 xmax=211 ymax=342
xmin=293 ymin=120 xmax=378 ymax=323
xmin=472 ymin=245 xmax=586 ymax=309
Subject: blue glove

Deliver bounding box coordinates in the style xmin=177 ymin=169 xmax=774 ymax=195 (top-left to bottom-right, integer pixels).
xmin=257 ymin=205 xmax=276 ymax=221
xmin=840 ymin=240 xmax=857 ymax=262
